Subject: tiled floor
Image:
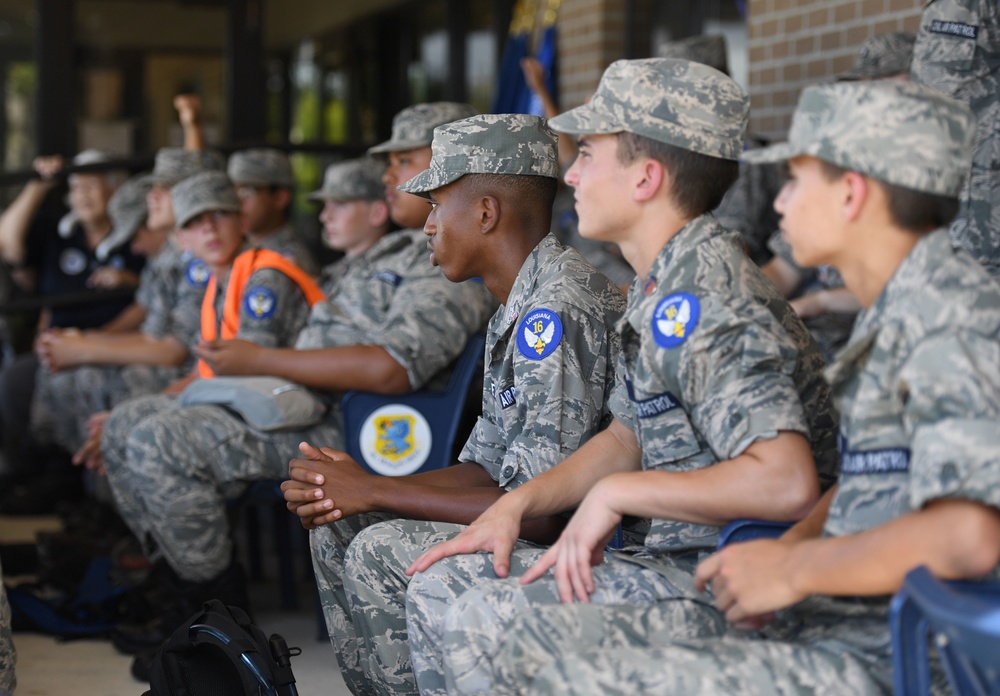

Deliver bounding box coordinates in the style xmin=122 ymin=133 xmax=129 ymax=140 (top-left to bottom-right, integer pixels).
xmin=2 ymin=513 xmax=351 ymax=695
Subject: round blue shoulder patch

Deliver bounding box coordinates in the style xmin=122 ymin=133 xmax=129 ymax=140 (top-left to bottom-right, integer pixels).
xmin=186 ymin=258 xmax=210 ymax=287
xmin=244 ymin=286 xmax=278 ymax=320
xmin=652 ymin=292 xmax=700 ymax=349
xmin=517 ymin=308 xmax=563 ymax=360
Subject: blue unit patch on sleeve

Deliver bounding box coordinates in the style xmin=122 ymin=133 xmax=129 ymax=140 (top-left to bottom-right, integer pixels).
xmin=244 ymin=286 xmax=277 ymax=320
xmin=370 ymin=270 xmax=403 ymax=287
xmin=517 ymin=308 xmax=563 ymax=360
xmin=652 ymin=292 xmax=700 ymax=349
xmin=186 ymin=258 xmax=210 ymax=287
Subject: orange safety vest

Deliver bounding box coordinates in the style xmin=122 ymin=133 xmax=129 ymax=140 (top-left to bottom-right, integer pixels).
xmin=198 ymin=248 xmax=325 ymax=378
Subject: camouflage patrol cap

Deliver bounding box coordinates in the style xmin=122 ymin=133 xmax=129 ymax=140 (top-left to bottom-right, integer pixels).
xmin=838 ymin=32 xmax=915 ymax=81
xmin=368 ymin=102 xmax=479 ymax=157
xmin=548 ymin=58 xmax=748 ymax=160
xmin=227 ymin=148 xmax=295 ymax=188
xmin=658 ymin=35 xmax=729 ymax=75
xmin=172 ymin=170 xmax=241 ymax=228
xmin=96 ymin=173 xmax=153 ymax=261
xmin=399 ymin=114 xmax=558 ymax=199
xmin=743 ymin=81 xmax=975 ymax=197
xmin=150 ymin=147 xmax=226 ymax=187
xmin=308 ymin=158 xmax=386 ymax=202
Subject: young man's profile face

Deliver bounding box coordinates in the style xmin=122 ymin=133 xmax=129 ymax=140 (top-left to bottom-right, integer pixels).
xmin=564 ymin=133 xmax=632 ymax=244
xmin=423 ymin=178 xmax=481 ymax=283
xmin=235 ymin=185 xmax=286 ymax=235
xmin=385 ymin=148 xmax=434 ymax=229
xmin=774 ymin=156 xmax=846 ymax=269
xmin=320 ymin=198 xmax=381 ymax=258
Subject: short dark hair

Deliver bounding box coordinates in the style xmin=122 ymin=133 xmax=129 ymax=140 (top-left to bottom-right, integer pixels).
xmin=615 ymin=132 xmax=739 ymax=217
xmin=816 ymin=160 xmax=960 ymax=234
xmin=460 ymin=173 xmax=558 ymax=222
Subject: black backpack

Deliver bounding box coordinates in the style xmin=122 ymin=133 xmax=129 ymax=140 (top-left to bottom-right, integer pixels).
xmin=143 ymin=599 xmax=300 ymax=696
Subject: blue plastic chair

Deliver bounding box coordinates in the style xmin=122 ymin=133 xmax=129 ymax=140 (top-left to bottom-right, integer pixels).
xmin=341 ymin=333 xmax=486 ymax=477
xmin=239 ymin=334 xmax=485 ymax=615
xmin=890 ymin=565 xmax=1000 ymax=696
xmin=716 ymin=519 xmax=792 ymax=548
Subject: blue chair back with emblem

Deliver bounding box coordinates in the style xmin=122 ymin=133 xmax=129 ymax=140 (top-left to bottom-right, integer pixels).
xmin=342 ymin=333 xmax=486 ymax=476
xmin=890 ymin=565 xmax=1000 ymax=696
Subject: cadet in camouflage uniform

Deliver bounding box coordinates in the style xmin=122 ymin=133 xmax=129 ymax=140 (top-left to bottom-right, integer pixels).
xmin=755 ymin=32 xmax=914 ymax=363
xmin=29 ymin=169 xmax=205 ymax=458
xmin=308 ymin=158 xmax=391 ymax=295
xmin=401 ymin=58 xmax=839 ymax=696
xmin=228 ymin=148 xmax=318 ymax=276
xmin=283 ymin=114 xmax=625 ymax=695
xmin=0 ymin=557 xmax=14 ymax=696
xmin=103 ymin=149 xmax=494 ymax=656
xmin=99 ymin=169 xmax=322 ymax=654
xmin=912 ymin=0 xmax=1000 ymax=277
xmin=495 ymin=79 xmax=1000 ymax=696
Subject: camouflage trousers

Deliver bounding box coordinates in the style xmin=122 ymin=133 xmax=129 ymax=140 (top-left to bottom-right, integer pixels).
xmin=405 ymin=532 xmax=701 ymax=695
xmin=514 ymin=601 xmax=890 ymax=695
xmin=0 ymin=557 xmax=15 ymax=696
xmin=31 ymin=363 xmax=184 ymax=452
xmin=310 ymin=512 xmax=395 ymax=696
xmin=102 ymin=393 xmax=342 ymax=582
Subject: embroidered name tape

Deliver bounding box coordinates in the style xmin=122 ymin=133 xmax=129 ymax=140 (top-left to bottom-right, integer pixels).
xmin=370 ymin=270 xmax=403 ymax=287
xmin=840 ymin=446 xmax=911 ymax=475
xmin=626 ymin=379 xmax=681 ymax=418
xmin=928 ymin=20 xmax=978 ymax=39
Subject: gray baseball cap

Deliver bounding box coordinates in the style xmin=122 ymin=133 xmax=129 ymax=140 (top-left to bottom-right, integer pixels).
xmin=399 ymin=114 xmax=558 ymax=199
xmin=227 ymin=148 xmax=295 ymax=188
xmin=658 ymin=35 xmax=729 ymax=75
xmin=96 ymin=173 xmax=152 ymax=261
xmin=308 ymin=158 xmax=387 ymax=202
xmin=743 ymin=81 xmax=975 ymax=197
xmin=151 ymin=147 xmax=226 ymax=187
xmin=838 ymin=32 xmax=915 ymax=81
xmin=172 ymin=170 xmax=241 ymax=228
xmin=548 ymin=58 xmax=748 ymax=161
xmin=368 ymin=102 xmax=479 ymax=157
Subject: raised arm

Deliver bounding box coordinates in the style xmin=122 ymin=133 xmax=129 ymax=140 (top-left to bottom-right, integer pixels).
xmin=0 ymin=156 xmax=63 ymax=267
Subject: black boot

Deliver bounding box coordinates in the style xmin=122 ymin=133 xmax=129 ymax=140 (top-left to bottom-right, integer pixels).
xmin=112 ymin=560 xmax=249 ymax=656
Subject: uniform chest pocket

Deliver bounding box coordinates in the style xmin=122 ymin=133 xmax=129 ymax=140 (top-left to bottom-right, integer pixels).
xmin=633 ymin=393 xmax=705 ymax=470
xmin=913 ymin=0 xmax=981 ymax=88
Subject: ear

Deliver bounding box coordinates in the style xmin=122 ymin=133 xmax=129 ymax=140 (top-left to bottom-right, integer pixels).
xmin=633 ymin=158 xmax=666 ymax=203
xmin=842 ymin=171 xmax=869 ymax=223
xmin=274 ymin=187 xmax=293 ymax=212
xmin=368 ymin=200 xmax=390 ymax=228
xmin=480 ymin=194 xmax=500 ymax=235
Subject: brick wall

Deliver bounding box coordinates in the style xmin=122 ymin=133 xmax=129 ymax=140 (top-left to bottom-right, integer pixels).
xmin=748 ymin=0 xmax=922 ymax=139
xmin=557 ymin=0 xmax=627 ymax=110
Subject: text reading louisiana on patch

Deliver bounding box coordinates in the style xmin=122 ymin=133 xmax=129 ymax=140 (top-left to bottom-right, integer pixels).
xmin=186 ymin=258 xmax=210 ymax=287
xmin=517 ymin=308 xmax=563 ymax=360
xmin=652 ymin=292 xmax=700 ymax=349
xmin=244 ymin=286 xmax=277 ymax=320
